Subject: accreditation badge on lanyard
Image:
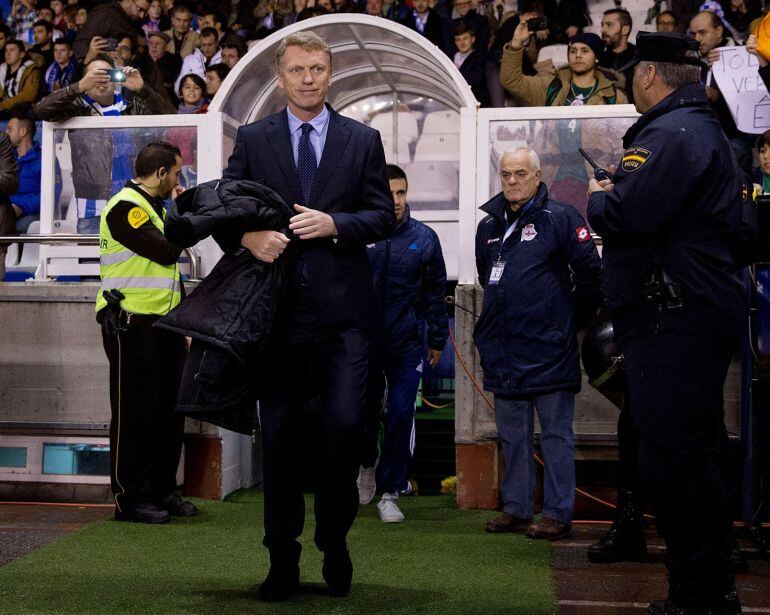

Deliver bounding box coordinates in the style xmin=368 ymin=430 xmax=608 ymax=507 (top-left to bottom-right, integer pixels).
xmin=488 ymin=258 xmax=505 ymax=286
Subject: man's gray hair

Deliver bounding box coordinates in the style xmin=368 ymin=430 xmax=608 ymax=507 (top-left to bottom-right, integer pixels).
xmin=275 ymin=31 xmax=332 ymax=69
xmin=644 ymin=61 xmax=701 ymax=90
xmin=500 ymin=146 xmax=541 ymax=172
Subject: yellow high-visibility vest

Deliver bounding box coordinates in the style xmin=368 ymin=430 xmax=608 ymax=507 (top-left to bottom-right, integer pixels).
xmin=95 ymin=185 xmax=180 ymax=316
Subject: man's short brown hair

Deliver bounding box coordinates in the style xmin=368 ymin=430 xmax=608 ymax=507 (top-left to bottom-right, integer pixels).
xmin=275 ymin=31 xmax=331 ymax=69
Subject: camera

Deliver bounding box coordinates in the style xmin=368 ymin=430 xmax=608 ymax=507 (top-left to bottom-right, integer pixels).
xmin=107 ymin=68 xmax=126 ymax=83
xmin=103 ymin=38 xmax=118 ymax=51
xmin=527 ymin=16 xmax=548 ymax=32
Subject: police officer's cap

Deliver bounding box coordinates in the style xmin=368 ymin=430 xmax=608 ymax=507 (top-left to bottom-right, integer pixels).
xmin=619 ymin=31 xmax=701 ymax=72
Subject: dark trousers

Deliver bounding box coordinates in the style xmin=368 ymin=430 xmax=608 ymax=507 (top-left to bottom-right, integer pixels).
xmin=621 ymin=325 xmax=735 ymax=584
xmin=259 ymin=327 xmax=369 ymax=554
xmin=361 ymin=354 xmax=423 ymax=494
xmin=616 ymin=398 xmax=643 ymax=508
xmin=102 ymin=315 xmax=186 ymax=512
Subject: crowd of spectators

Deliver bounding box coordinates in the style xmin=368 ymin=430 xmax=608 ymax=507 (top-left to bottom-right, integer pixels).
xmin=0 ymin=0 xmax=757 ymax=120
xmin=0 ymin=0 xmax=765 ymax=240
xmin=0 ymin=1 xmax=757 ymax=126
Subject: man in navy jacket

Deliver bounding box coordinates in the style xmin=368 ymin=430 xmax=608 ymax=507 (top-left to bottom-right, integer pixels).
xmin=358 ymin=164 xmax=448 ymax=523
xmin=475 ymin=146 xmax=600 ymax=541
xmin=222 ymin=30 xmax=395 ymax=601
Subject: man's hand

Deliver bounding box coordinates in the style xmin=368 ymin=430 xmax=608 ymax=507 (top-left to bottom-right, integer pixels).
xmin=76 ymin=68 xmax=110 ymax=93
xmin=84 ymin=36 xmax=109 ymax=65
xmin=705 ymin=85 xmax=720 ymax=103
xmin=123 ymin=66 xmax=144 ymax=92
xmin=428 ymin=348 xmax=442 ymax=369
xmin=170 ymin=185 xmax=185 ymax=200
xmin=706 ymin=48 xmax=721 ymax=68
xmin=511 ymin=12 xmax=536 ymax=50
xmin=289 ymin=204 xmax=337 ymax=239
xmin=747 ymin=34 xmax=769 ymax=67
xmin=241 ymin=230 xmax=290 ymax=263
xmin=11 ymin=204 xmax=22 ymax=218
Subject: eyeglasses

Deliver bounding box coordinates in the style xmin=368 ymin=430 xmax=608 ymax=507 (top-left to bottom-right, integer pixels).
xmin=133 ymin=0 xmax=148 ymax=16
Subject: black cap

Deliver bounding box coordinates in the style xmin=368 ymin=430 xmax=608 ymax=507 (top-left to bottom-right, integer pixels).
xmin=619 ymin=31 xmax=701 ymax=72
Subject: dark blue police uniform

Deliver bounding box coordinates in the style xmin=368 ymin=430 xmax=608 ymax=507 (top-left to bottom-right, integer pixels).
xmin=588 ymin=82 xmax=751 ymax=606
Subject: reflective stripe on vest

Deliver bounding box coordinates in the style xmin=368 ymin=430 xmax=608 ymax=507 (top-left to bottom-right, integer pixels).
xmin=96 ymin=186 xmax=181 ymax=316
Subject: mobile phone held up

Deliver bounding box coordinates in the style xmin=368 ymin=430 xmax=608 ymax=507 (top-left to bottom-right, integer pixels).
xmin=107 ymin=68 xmax=127 ymax=83
xmin=103 ymin=38 xmax=118 ymax=51
xmin=527 ymin=16 xmax=548 ymax=32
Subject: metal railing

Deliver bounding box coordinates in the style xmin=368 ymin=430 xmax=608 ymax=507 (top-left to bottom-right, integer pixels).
xmin=0 ymin=235 xmax=201 ymax=280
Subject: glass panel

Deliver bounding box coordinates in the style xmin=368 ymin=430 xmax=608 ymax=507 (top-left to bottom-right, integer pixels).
xmin=54 ymin=126 xmax=198 ymax=234
xmin=42 ymin=443 xmax=110 ymax=476
xmin=487 ymin=117 xmax=634 ymax=226
xmin=341 ymin=94 xmax=460 ymax=212
xmin=0 ymin=446 xmax=27 ymax=468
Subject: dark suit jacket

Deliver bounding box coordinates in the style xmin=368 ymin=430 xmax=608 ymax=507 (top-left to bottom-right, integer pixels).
xmin=223 ymin=104 xmax=395 ymax=331
xmin=400 ymin=9 xmax=447 ymax=52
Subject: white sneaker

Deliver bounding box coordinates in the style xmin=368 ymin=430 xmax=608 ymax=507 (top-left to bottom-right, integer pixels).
xmin=357 ymin=465 xmax=376 ymax=505
xmin=377 ymin=493 xmax=405 ymax=523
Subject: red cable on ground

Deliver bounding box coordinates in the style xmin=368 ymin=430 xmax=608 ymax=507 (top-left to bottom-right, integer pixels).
xmin=0 ymin=501 xmax=113 ymax=508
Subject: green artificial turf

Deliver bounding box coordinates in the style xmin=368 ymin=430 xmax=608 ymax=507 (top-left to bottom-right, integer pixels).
xmin=0 ymin=493 xmax=556 ymax=614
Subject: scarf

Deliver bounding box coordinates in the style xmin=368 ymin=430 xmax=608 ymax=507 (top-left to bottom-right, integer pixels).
xmin=177 ymin=99 xmax=207 ymax=114
xmin=44 ymin=59 xmax=76 ymax=93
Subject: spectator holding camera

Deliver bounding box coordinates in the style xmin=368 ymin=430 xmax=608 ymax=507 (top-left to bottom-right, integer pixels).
xmin=501 ymin=13 xmax=627 ymax=107
xmin=73 ymin=0 xmax=148 ymax=62
xmin=34 ymin=55 xmax=173 ymax=233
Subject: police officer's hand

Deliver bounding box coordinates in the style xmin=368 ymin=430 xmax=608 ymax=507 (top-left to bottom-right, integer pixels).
xmin=588 ymin=164 xmax=616 ymax=194
xmin=241 ymin=230 xmax=290 ymax=263
xmin=511 ymin=12 xmax=537 ymax=50
xmin=747 ymin=35 xmax=769 ymax=67
xmin=428 ymin=348 xmax=442 ymax=369
xmin=289 ymin=204 xmax=338 ymax=239
xmin=123 ymin=66 xmax=144 ymax=92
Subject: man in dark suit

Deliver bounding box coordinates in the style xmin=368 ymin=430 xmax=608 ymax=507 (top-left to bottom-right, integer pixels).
xmin=222 ymin=30 xmax=395 ymax=601
xmin=400 ymin=0 xmax=447 ymax=52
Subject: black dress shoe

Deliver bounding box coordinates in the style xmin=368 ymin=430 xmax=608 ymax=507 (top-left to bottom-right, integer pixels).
xmin=587 ymin=521 xmax=647 ymax=563
xmin=730 ymin=543 xmax=748 ymax=574
xmin=259 ymin=543 xmax=301 ymax=602
xmin=114 ymin=502 xmax=170 ymax=524
xmin=157 ymin=494 xmax=198 ymax=517
xmin=322 ymin=548 xmax=353 ymax=597
xmin=259 ymin=565 xmax=300 ymax=601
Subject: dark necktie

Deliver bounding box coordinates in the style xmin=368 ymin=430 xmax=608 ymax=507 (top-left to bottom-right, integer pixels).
xmin=298 ymin=122 xmax=317 ymax=205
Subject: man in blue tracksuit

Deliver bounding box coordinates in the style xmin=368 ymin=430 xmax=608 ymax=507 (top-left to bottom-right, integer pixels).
xmin=358 ymin=164 xmax=449 ymax=523
xmin=475 ymin=146 xmax=601 ymax=541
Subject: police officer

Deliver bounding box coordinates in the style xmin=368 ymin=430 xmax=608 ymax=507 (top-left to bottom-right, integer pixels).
xmin=588 ymin=32 xmax=751 ymax=614
xmin=98 ymin=141 xmax=197 ymax=524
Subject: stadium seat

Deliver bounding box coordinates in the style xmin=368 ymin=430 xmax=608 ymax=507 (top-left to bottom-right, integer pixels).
xmin=370 ymin=111 xmax=420 ymax=144
xmin=538 ymin=44 xmax=569 ymax=69
xmin=380 ymin=134 xmax=412 ymax=164
xmin=414 ymin=134 xmax=460 ymax=161
xmin=402 ymin=161 xmax=459 ymax=209
xmin=422 ymin=110 xmax=460 ymax=135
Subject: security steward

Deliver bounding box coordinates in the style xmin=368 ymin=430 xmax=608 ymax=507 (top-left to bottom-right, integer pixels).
xmin=588 ymin=32 xmax=753 ymax=614
xmin=97 ymin=142 xmax=197 ymax=524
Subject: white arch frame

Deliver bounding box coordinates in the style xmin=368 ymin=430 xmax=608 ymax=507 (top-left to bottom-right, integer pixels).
xmin=208 ymin=14 xmax=478 ymax=119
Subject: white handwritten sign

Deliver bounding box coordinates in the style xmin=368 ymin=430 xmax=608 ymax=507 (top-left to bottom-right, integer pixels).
xmin=711 ymin=45 xmax=770 ymax=134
